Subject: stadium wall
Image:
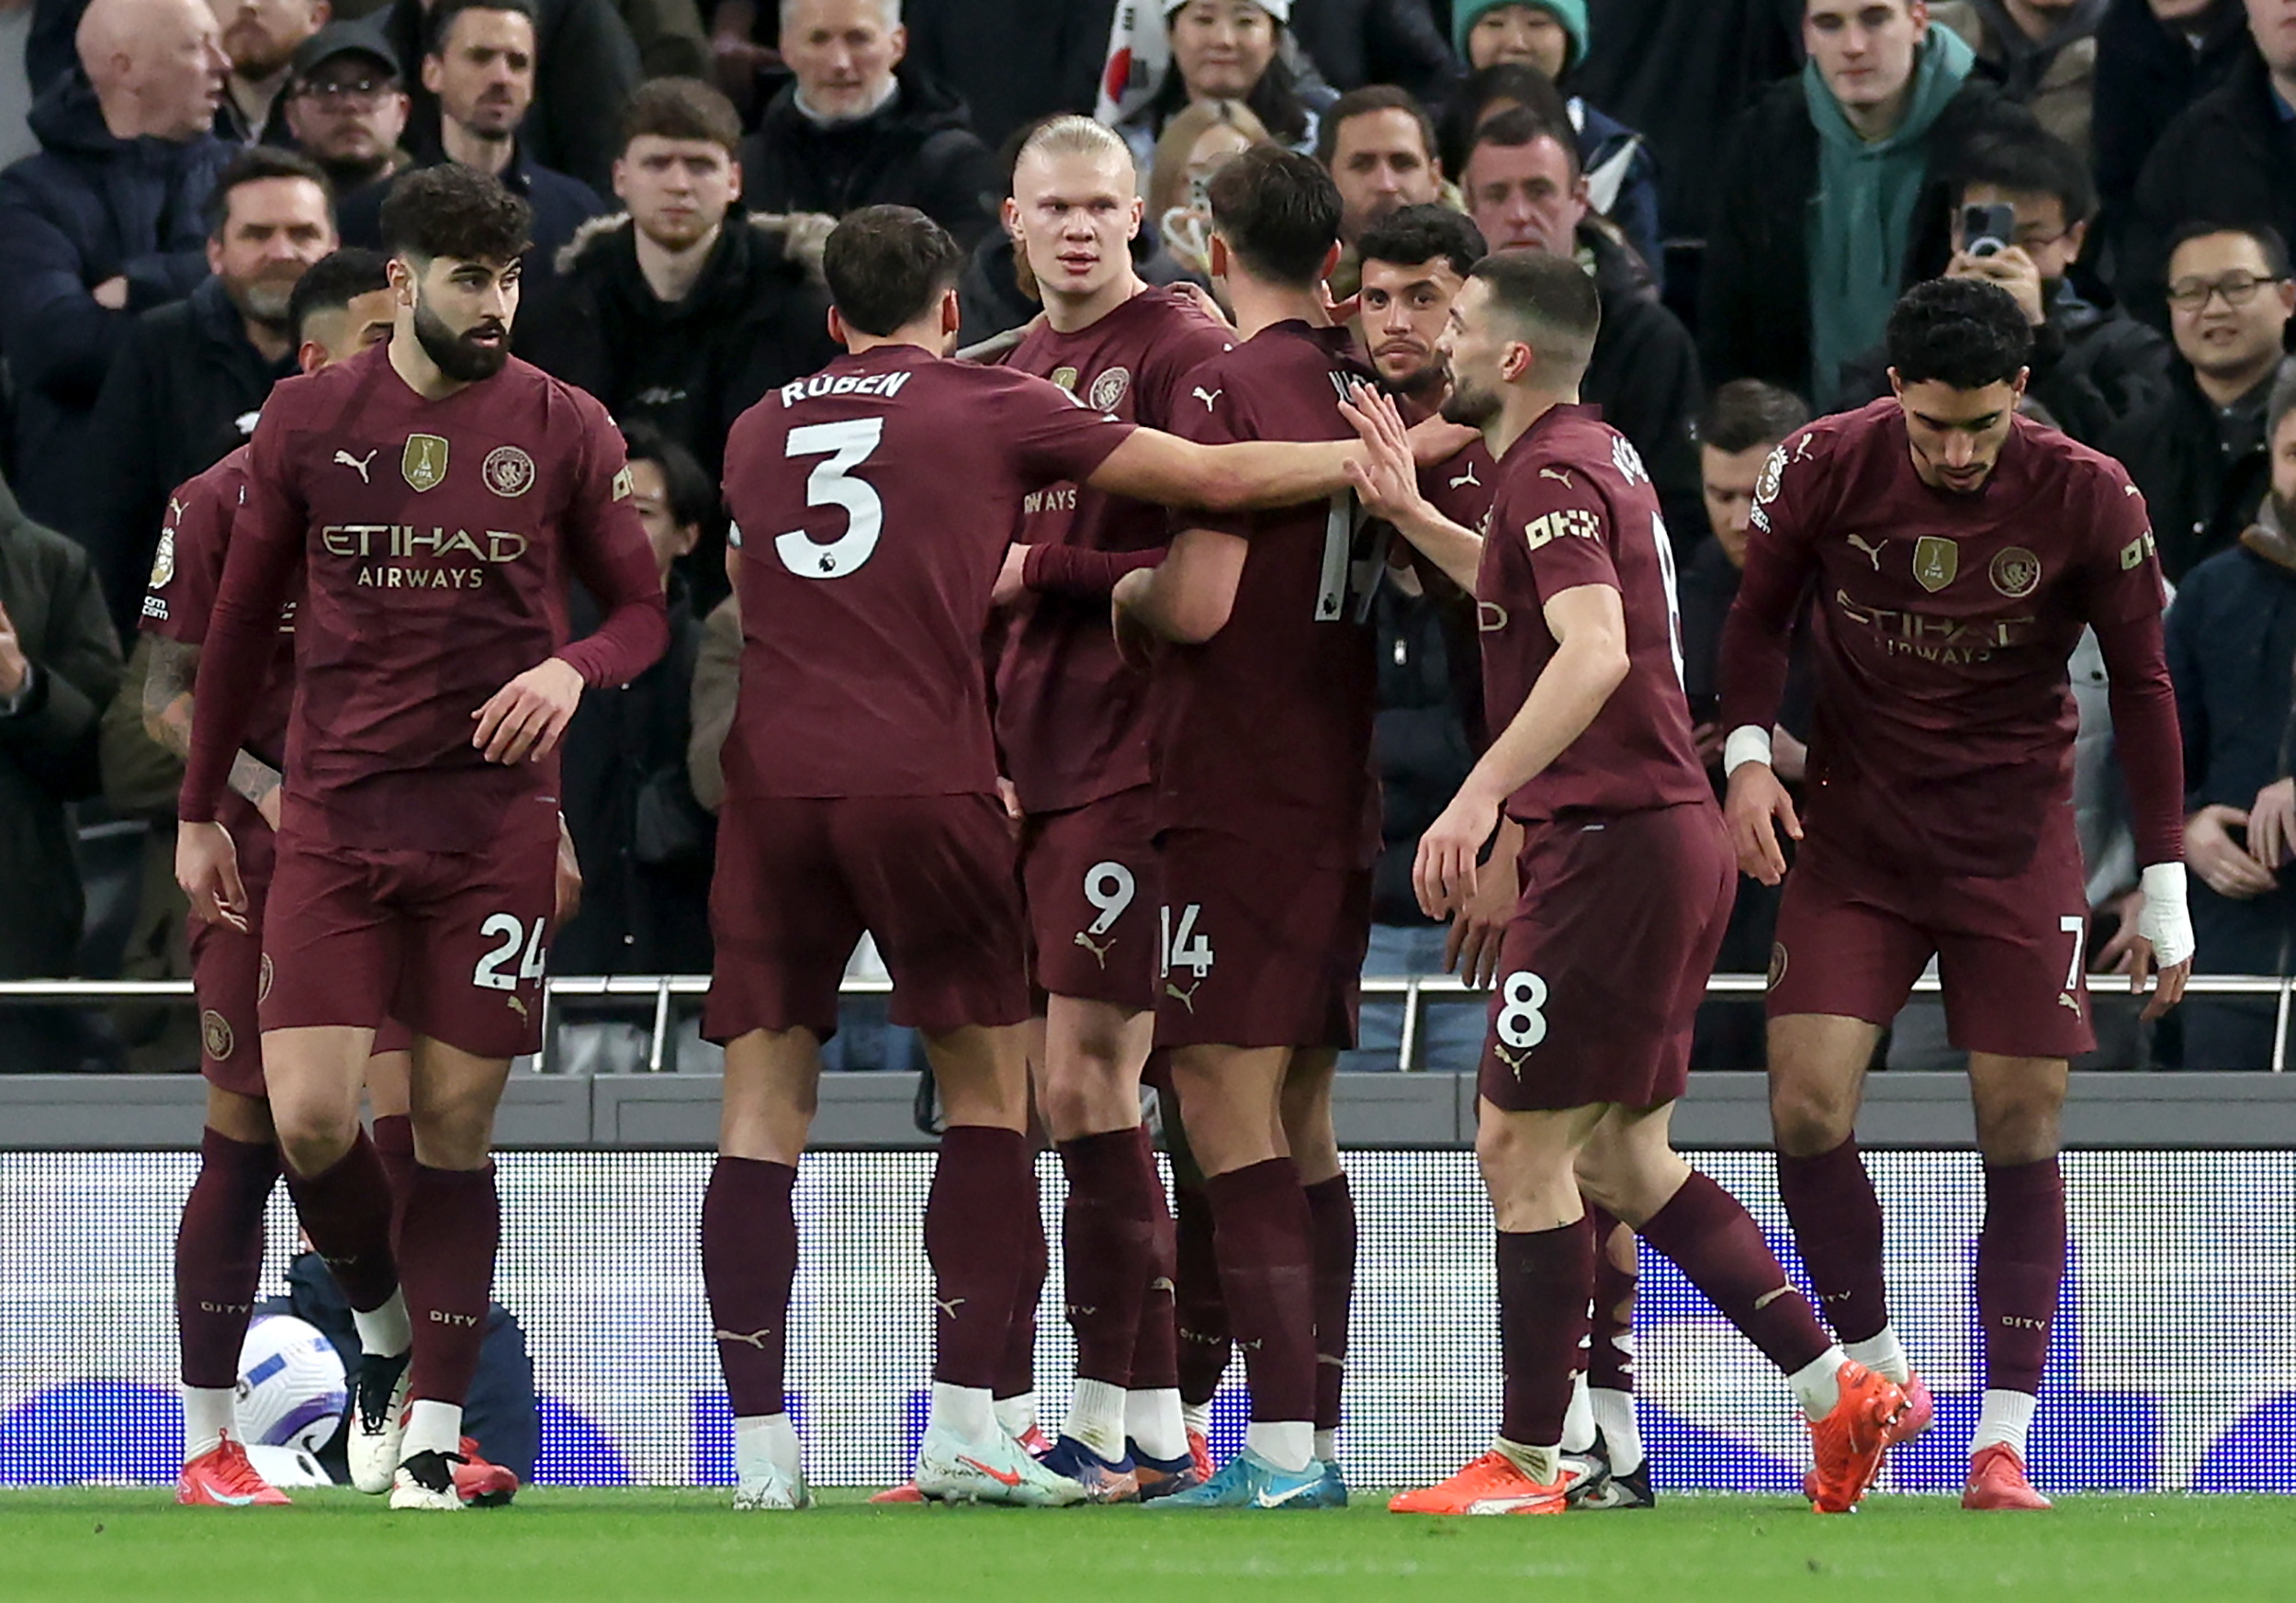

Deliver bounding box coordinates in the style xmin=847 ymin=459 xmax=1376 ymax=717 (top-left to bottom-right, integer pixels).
xmin=5 ymin=1075 xmax=2294 ymax=1496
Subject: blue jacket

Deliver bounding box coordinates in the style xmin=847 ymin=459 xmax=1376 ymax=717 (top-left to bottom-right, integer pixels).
xmin=2166 ymin=535 xmax=2296 ymax=815
xmin=0 ymin=73 xmax=230 ymax=528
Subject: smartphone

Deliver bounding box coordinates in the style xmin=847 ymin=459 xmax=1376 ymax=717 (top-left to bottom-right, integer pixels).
xmin=1963 ymin=202 xmax=2016 ymax=259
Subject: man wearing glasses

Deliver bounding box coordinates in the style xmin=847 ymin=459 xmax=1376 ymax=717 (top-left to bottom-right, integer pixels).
xmin=2106 ymin=221 xmax=2296 ymax=582
xmin=282 ymin=22 xmax=414 ymax=196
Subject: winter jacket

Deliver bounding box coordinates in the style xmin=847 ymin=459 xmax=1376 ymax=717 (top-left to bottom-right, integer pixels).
xmin=1568 ymin=0 xmax=1802 ymax=241
xmin=1293 ymin=0 xmax=1458 ymax=107
xmin=77 ymin=275 xmax=295 ymax=639
xmin=1832 ymin=277 xmax=2172 ymax=442
xmin=0 ymin=467 xmax=122 ymax=982
xmin=738 ymin=63 xmax=1002 ymax=251
xmin=2092 ymin=0 xmax=2251 ymax=231
xmin=1368 ymin=581 xmax=1480 ymax=927
xmin=516 ymin=209 xmax=838 ymax=485
xmin=1932 ymin=0 xmax=2103 ymax=158
xmin=1700 ymin=53 xmax=2020 ymax=401
xmin=334 ymin=139 xmax=605 ymax=268
xmin=0 ymin=73 xmax=230 ymax=527
xmin=906 ymin=0 xmax=1114 ymax=150
xmin=2124 ymin=51 xmax=2296 ymax=329
xmin=1571 ymin=96 xmax=1661 ymax=277
xmin=2104 ymin=360 xmax=2276 ymax=585
xmin=380 ymin=0 xmax=639 ymax=194
xmin=1581 ymin=224 xmax=1705 ymax=559
xmin=554 ymin=581 xmax=715 ymax=977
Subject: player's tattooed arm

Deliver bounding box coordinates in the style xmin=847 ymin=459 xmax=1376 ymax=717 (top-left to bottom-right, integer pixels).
xmin=1340 ymin=384 xmax=1482 ymax=591
xmin=144 ymin=637 xmax=284 ymax=827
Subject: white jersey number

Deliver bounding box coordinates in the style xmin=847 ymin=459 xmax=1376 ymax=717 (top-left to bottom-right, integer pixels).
xmin=1651 ymin=513 xmax=1685 ymax=690
xmin=1084 ymin=862 xmax=1136 ymax=937
xmin=1160 ymin=902 xmax=1215 ymax=978
xmin=1494 ymin=970 xmax=1550 ymax=1051
xmin=1314 ymin=489 xmax=1387 ymax=624
xmin=473 ymin=913 xmax=547 ymax=991
xmin=776 ymin=418 xmax=885 ymax=580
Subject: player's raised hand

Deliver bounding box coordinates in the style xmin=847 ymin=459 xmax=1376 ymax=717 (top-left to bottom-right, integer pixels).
xmin=1341 ymin=383 xmax=1428 ymax=524
xmin=1445 ymin=817 xmax=1521 ymax=988
xmin=1416 ymin=785 xmax=1497 ymax=920
xmin=1404 ymin=412 xmax=1481 ymax=468
xmin=2248 ymin=778 xmax=2296 ymax=870
xmin=473 ymin=657 xmax=586 ymax=765
xmin=1725 ymin=760 xmax=1802 ymax=885
xmin=993 ymin=544 xmax=1031 ymax=607
xmin=175 ymin=820 xmax=249 ymax=933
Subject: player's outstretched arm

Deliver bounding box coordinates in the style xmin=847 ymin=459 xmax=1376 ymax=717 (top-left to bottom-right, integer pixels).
xmin=1340 ymin=383 xmax=1482 ymax=592
xmin=1086 ymin=426 xmax=1356 ymax=513
xmin=1110 ymin=527 xmax=1246 ymax=646
xmin=1415 ymin=583 xmax=1632 ymax=919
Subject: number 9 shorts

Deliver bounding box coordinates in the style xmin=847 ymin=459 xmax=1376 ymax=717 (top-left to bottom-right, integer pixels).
xmin=1479 ymin=802 xmax=1734 ymax=1113
xmin=257 ymin=797 xmax=561 ymax=1060
xmin=1020 ymin=785 xmax=1161 ymax=1010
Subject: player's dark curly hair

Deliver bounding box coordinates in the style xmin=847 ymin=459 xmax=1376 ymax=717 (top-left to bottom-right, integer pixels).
xmin=823 ymin=204 xmax=964 ymax=336
xmin=1885 ymin=277 xmax=2032 ymax=390
xmin=378 ymin=165 xmax=533 ymax=266
xmin=1358 ymin=204 xmax=1487 ymax=283
xmin=287 ymin=247 xmax=391 ymax=344
xmin=1206 ymin=145 xmax=1342 ymax=289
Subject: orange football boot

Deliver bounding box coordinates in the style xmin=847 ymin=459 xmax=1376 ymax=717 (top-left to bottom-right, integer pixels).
xmin=176 ymin=1433 xmax=291 ymax=1507
xmin=1388 ymin=1450 xmax=1570 ymax=1516
xmin=1806 ymin=1360 xmax=1908 ymax=1514
xmin=1962 ymin=1443 xmax=2053 ymax=1510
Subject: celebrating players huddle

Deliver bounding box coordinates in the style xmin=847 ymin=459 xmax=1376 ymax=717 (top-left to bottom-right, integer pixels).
xmin=159 ymin=119 xmax=2194 ymax=1519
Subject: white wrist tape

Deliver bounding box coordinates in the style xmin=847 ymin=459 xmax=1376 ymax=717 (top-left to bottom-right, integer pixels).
xmin=2138 ymin=862 xmax=2195 ymax=970
xmin=1722 ymin=725 xmax=1774 ymax=777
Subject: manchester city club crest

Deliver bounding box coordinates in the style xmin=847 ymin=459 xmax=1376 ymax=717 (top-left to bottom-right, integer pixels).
xmin=1755 ymin=444 xmax=1785 ymax=504
xmin=1913 ymin=534 xmax=1959 ymax=592
xmin=148 ymin=528 xmax=174 ymax=589
xmin=1768 ymin=942 xmax=1788 ymax=989
xmin=1089 ymin=367 xmax=1131 ymax=412
xmin=201 ymin=1010 xmax=234 ymax=1062
xmin=483 ymin=445 xmax=536 ymax=498
xmin=258 ymin=954 xmax=273 ymax=1003
xmin=402 ymin=433 xmax=450 ymax=491
xmin=1989 ymin=545 xmax=2042 ymax=598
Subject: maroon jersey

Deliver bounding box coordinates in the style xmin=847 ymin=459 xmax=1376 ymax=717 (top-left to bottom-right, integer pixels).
xmin=1421 ymin=433 xmax=1498 ymax=532
xmin=721 ymin=344 xmax=1135 ymax=801
xmin=1153 ymin=321 xmax=1384 ymax=868
xmin=1720 ymin=400 xmax=2178 ymax=878
xmin=176 ymin=345 xmax=669 ymax=848
xmin=995 ymin=287 xmax=1233 ymax=814
xmin=1479 ymin=403 xmax=1711 ymax=823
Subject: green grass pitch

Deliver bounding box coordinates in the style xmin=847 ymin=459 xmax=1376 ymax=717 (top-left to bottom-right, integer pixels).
xmin=4 ymin=1490 xmax=2288 ymax=1602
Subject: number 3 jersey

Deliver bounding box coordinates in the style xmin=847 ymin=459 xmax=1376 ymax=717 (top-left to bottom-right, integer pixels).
xmin=719 ymin=344 xmax=1135 ymax=801
xmin=1151 ymin=321 xmax=1385 ymax=870
xmin=1480 ymin=402 xmax=1712 ymax=825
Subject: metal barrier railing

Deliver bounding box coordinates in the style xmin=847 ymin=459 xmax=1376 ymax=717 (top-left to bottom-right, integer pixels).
xmin=5 ymin=972 xmax=2291 ymax=1075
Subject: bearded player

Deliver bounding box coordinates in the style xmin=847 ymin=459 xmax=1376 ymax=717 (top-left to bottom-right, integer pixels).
xmin=1340 ymin=251 xmax=1905 ymax=1518
xmin=985 ymin=115 xmax=1236 ymax=1502
xmin=703 ymin=203 xmax=1384 ymax=1512
xmin=175 ymin=167 xmax=670 ymax=1512
xmin=1719 ymin=277 xmax=2190 ymax=1511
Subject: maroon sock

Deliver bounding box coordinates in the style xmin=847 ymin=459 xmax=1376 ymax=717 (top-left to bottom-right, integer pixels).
xmin=1640 ymin=1170 xmax=1832 ymax=1376
xmin=1057 ymin=1129 xmax=1157 ymax=1388
xmin=1303 ymin=1173 xmax=1356 ymax=1434
xmin=701 ymin=1156 xmax=798 ymax=1417
xmin=1976 ymin=1157 xmax=2065 ymax=1395
xmin=281 ymin=1129 xmax=398 ymax=1313
xmin=1129 ymin=1128 xmax=1181 ymax=1394
xmin=1173 ymin=1176 xmax=1231 ymax=1405
xmin=398 ymin=1162 xmax=500 ymax=1405
xmin=929 ymin=1125 xmax=1033 ymax=1390
xmin=1774 ymin=1138 xmax=1891 ymax=1344
xmin=1588 ymin=1209 xmax=1636 ymax=1394
xmin=371 ymin=1113 xmax=417 ymax=1249
xmin=1204 ymin=1157 xmax=1316 ymax=1425
xmin=996 ymin=1162 xmax=1049 ymax=1402
xmin=175 ymin=1128 xmax=280 ymax=1389
xmin=1497 ymin=1216 xmax=1594 ymax=1448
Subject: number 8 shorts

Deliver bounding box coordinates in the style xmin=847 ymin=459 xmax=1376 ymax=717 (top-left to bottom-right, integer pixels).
xmin=258 ymin=796 xmax=562 ymax=1060
xmin=1152 ymin=827 xmax=1374 ymax=1052
xmin=1479 ymin=802 xmax=1735 ymax=1113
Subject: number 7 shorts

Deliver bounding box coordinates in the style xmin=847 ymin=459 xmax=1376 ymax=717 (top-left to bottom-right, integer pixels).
xmin=1151 ymin=827 xmax=1374 ymax=1052
xmin=1480 ymin=802 xmax=1735 ymax=1114
xmin=258 ymin=796 xmax=562 ymax=1060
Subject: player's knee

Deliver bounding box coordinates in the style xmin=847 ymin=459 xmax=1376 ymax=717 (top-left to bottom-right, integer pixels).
xmin=1768 ymin=1076 xmax=1855 ymax=1157
xmin=1973 ymin=1096 xmax=2061 ymax=1164
xmin=272 ymin=1109 xmax=355 ymax=1177
xmin=411 ymin=1102 xmax=495 ymax=1169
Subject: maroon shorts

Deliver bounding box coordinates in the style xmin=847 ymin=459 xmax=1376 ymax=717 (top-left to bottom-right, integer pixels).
xmin=1479 ymin=803 xmax=1734 ymax=1113
xmin=1152 ymin=829 xmax=1373 ymax=1053
xmin=1768 ymin=811 xmax=2094 ymax=1060
xmin=259 ymin=798 xmax=559 ymax=1060
xmin=705 ymin=793 xmax=1030 ymax=1041
xmin=1021 ymin=786 xmax=1159 ymax=1011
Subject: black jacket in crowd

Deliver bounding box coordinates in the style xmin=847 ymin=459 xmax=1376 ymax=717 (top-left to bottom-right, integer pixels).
xmin=380 ymin=0 xmax=640 ymax=194
xmin=335 ymin=139 xmax=605 ymax=269
xmin=906 ymin=0 xmax=1113 ymax=150
xmin=1368 ymin=581 xmax=1480 ymax=928
xmin=1581 ymin=225 xmax=1706 ymax=557
xmin=77 ymin=275 xmax=294 ymax=639
xmin=2092 ymin=0 xmax=2253 ymax=239
xmin=738 ymin=62 xmax=1002 ymax=251
xmin=553 ymin=582 xmax=715 ymax=978
xmin=516 ymin=209 xmax=839 ymax=485
xmin=1291 ymin=0 xmax=1458 ymax=106
xmin=2124 ymin=51 xmax=2296 ymax=329
xmin=1699 ymin=71 xmax=2018 ymax=400
xmin=2103 ymin=358 xmax=2278 ymax=584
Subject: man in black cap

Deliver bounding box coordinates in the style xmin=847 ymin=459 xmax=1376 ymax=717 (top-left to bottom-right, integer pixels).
xmin=281 ymin=21 xmax=415 ymax=195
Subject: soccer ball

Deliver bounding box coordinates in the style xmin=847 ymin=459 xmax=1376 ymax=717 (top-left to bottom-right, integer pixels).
xmin=235 ymin=1315 xmax=348 ymax=1453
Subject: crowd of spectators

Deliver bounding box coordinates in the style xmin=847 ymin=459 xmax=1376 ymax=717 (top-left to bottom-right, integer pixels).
xmin=5 ymin=0 xmax=2296 ymax=1073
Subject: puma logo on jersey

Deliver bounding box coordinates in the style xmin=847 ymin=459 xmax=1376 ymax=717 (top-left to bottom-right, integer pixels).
xmin=334 ymin=448 xmax=377 ymax=482
xmin=1148 ymin=1277 xmax=1176 ymax=1297
xmin=715 ymin=1326 xmax=776 ymax=1349
xmin=934 ymin=1294 xmax=966 ymax=1318
xmin=1074 ymin=931 xmax=1115 ymax=968
xmin=1538 ymin=466 xmax=1573 ymax=488
xmin=1848 ymin=534 xmax=1886 ymax=570
xmin=2059 ymin=991 xmax=2083 ymax=1015
xmin=1165 ymin=979 xmax=1201 ymax=1011
xmin=1192 ymin=386 xmax=1222 ymax=411
xmin=1492 ymin=1043 xmax=1531 ymax=1078
xmin=1447 ymin=462 xmax=1481 ymax=490
xmin=507 ymin=995 xmax=528 ymax=1018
